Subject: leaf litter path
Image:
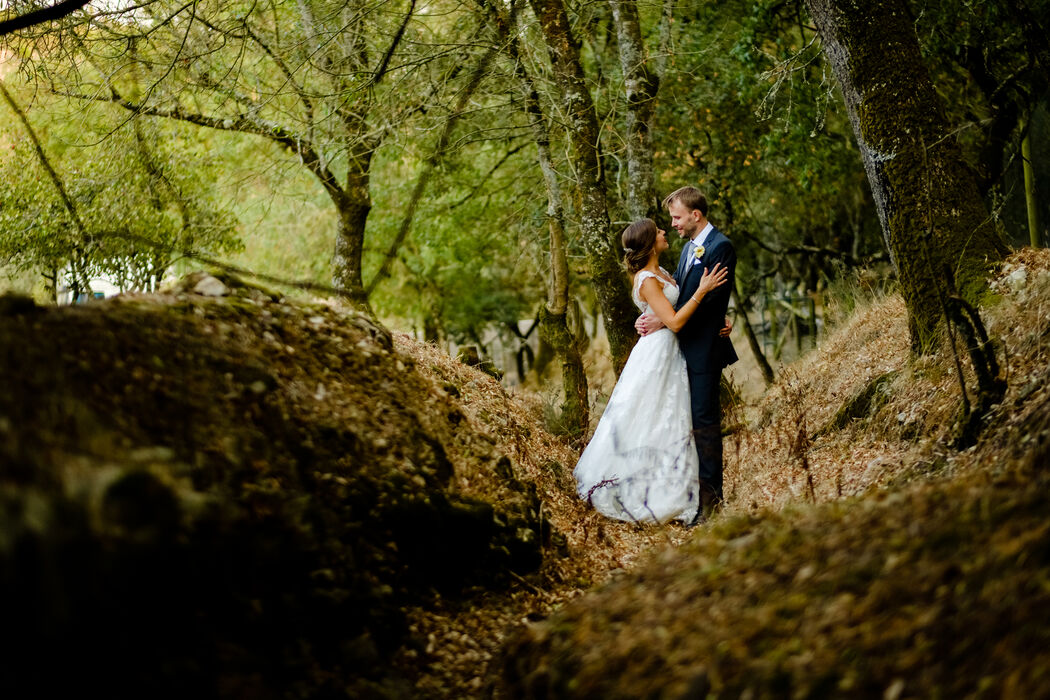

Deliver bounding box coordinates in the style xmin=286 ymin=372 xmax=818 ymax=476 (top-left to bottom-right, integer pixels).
xmin=390 ymin=334 xmax=694 ymax=698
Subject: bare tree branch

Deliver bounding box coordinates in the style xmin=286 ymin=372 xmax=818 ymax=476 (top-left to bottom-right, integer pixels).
xmin=366 ymin=5 xmax=505 ymax=296
xmin=0 ymin=0 xmax=91 ymax=37
xmin=369 ymin=0 xmax=416 ymax=88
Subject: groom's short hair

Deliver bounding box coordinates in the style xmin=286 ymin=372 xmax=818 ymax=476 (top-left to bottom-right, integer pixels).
xmin=663 ymin=186 xmax=708 ymax=217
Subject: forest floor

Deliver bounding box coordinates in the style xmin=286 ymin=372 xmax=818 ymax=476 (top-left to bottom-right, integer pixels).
xmin=391 ymin=247 xmax=1050 ymax=698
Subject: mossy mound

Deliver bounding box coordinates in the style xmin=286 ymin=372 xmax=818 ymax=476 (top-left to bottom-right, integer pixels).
xmin=498 ymin=426 xmax=1050 ymax=698
xmin=0 ymin=283 xmax=548 ymax=698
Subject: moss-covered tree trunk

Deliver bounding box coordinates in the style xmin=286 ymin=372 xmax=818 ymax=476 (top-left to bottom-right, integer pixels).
xmin=535 ymin=186 xmax=589 ymax=437
xmin=473 ymin=0 xmax=592 ymax=431
xmin=804 ymin=0 xmax=1009 ymax=351
xmin=500 ymin=2 xmax=589 ymax=435
xmin=529 ymin=0 xmax=637 ymax=373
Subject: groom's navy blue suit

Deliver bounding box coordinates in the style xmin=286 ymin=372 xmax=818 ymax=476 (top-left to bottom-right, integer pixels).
xmin=672 ymin=226 xmax=737 ymax=502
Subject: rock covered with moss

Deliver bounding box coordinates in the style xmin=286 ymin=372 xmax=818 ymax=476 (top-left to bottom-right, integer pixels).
xmin=0 ymin=280 xmax=548 ymax=698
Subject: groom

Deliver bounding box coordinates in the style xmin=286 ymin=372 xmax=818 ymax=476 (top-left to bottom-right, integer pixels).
xmin=637 ymin=186 xmax=737 ymax=518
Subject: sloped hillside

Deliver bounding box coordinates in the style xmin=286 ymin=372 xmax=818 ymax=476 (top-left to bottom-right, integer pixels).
xmin=730 ymin=248 xmax=1050 ymax=507
xmin=0 ymin=275 xmax=550 ymax=699
xmin=496 ymin=249 xmax=1050 ymax=698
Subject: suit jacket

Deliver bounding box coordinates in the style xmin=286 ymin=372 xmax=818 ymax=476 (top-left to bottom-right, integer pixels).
xmin=673 ymin=226 xmax=739 ymax=373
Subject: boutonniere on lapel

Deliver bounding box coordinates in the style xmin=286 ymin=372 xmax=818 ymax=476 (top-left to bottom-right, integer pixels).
xmin=692 ymin=244 xmax=706 ymax=264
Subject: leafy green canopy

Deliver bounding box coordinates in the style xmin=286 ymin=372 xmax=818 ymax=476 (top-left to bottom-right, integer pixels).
xmin=0 ymin=90 xmax=240 ymax=294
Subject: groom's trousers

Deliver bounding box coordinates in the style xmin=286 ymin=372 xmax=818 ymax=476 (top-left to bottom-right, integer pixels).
xmin=687 ymin=369 xmax=723 ymax=502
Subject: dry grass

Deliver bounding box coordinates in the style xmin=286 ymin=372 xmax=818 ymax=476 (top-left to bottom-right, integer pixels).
xmin=728 ymin=248 xmax=1050 ymax=511
xmin=727 ymin=293 xmax=922 ymax=508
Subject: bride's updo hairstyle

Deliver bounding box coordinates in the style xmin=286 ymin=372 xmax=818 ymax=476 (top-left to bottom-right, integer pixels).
xmin=622 ymin=218 xmax=658 ymax=274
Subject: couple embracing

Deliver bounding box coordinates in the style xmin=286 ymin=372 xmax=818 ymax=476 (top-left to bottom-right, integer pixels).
xmin=574 ymin=186 xmax=738 ymax=526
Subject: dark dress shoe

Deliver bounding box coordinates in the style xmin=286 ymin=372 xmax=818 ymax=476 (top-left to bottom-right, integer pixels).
xmin=684 ymin=510 xmax=706 ymax=528
xmin=699 ymin=486 xmax=722 ymax=520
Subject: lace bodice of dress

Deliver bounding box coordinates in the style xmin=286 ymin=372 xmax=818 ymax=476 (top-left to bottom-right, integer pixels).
xmin=632 ymin=269 xmax=679 ymax=313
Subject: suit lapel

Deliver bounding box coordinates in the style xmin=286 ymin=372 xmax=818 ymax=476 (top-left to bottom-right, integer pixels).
xmin=676 ymin=227 xmax=723 ymax=286
xmin=705 ymin=229 xmax=724 ymax=253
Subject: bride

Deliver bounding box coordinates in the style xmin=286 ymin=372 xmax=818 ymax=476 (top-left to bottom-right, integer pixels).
xmin=574 ymin=218 xmax=727 ymax=524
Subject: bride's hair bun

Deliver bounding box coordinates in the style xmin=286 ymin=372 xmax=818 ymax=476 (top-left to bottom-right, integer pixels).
xmin=621 ymin=219 xmax=658 ymax=274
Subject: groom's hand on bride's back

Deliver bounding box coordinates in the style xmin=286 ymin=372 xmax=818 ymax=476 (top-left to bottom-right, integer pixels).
xmin=635 ymin=313 xmax=664 ymax=336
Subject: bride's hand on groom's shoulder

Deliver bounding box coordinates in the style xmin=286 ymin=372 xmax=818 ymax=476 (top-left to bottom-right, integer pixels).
xmin=698 ymin=263 xmax=729 ymax=294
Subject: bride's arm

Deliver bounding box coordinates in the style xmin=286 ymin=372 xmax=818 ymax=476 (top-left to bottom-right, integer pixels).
xmin=639 ymin=264 xmax=728 ymax=333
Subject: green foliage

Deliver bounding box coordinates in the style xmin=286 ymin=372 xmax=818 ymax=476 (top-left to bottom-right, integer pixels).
xmin=365 ymin=137 xmax=544 ymax=343
xmin=908 ymin=0 xmax=1050 ymax=242
xmin=647 ymin=0 xmax=883 ymax=297
xmin=0 ymin=90 xmax=241 ymax=293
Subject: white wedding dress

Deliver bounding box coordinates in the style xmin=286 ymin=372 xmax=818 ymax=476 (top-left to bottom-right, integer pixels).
xmin=574 ymin=269 xmax=700 ymax=523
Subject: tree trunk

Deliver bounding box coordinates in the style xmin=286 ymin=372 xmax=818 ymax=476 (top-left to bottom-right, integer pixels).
xmin=804 ymin=0 xmax=1008 ymax=351
xmin=536 ymin=168 xmax=590 ymax=436
xmin=610 ymin=0 xmax=660 ymax=220
xmin=496 ymin=0 xmax=589 ymax=435
xmin=1023 ymin=130 xmax=1042 ymax=247
xmin=332 ymin=171 xmax=373 ymax=313
xmin=535 ymin=150 xmax=589 ymax=437
xmin=45 ymin=268 xmax=58 ymax=305
xmin=539 ymin=308 xmax=589 ymax=437
xmin=733 ymin=285 xmax=774 ymax=386
xmin=529 ymin=0 xmax=637 ymax=373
